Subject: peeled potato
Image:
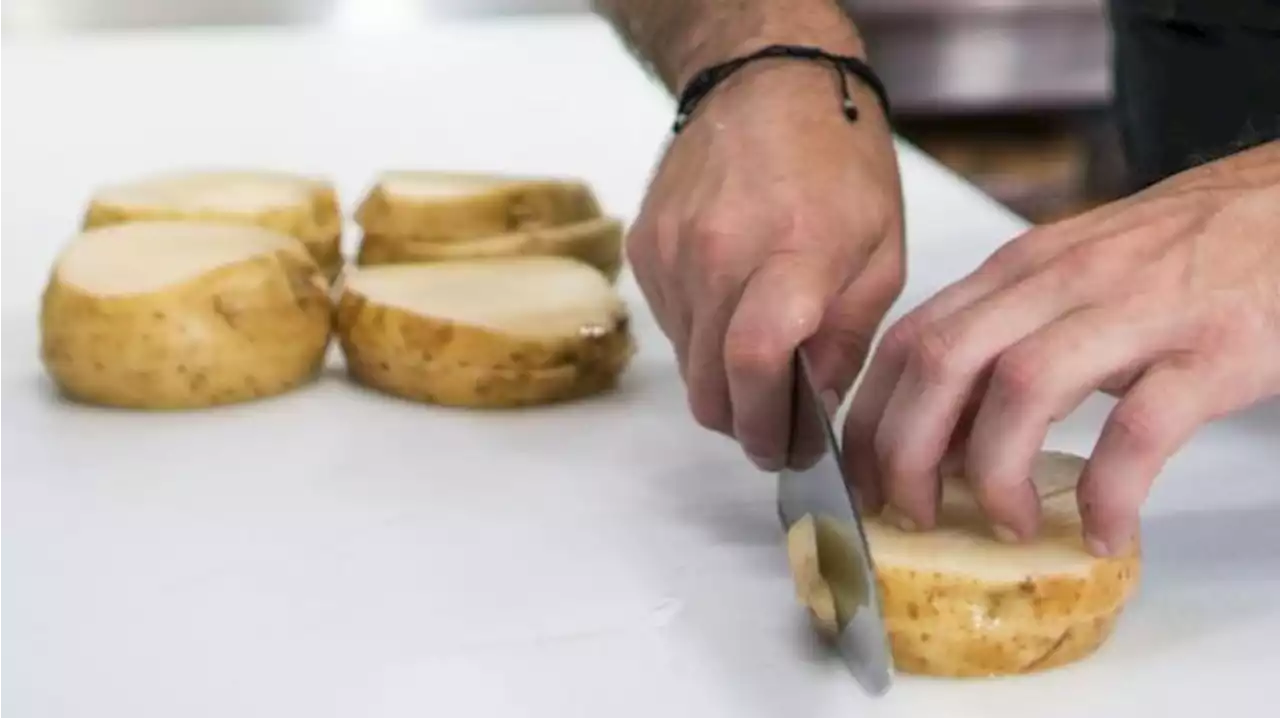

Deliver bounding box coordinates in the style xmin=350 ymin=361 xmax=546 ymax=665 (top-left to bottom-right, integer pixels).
xmin=83 ymin=169 xmax=345 ymax=280
xmin=335 ymin=256 xmax=634 ymax=408
xmin=354 ymin=170 xmax=602 ymax=242
xmin=357 ymin=217 xmax=624 ymax=281
xmin=40 ymin=221 xmax=332 ymax=409
xmin=785 ymin=451 xmax=1141 ymax=678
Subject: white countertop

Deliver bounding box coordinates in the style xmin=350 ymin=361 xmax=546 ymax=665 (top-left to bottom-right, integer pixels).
xmin=3 ymin=17 xmax=1278 ymax=718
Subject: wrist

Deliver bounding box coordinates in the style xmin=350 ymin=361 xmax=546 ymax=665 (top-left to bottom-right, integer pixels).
xmin=679 ymin=48 xmax=893 ymax=137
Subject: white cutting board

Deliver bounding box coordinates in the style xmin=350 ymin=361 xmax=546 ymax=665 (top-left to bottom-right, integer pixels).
xmin=3 ymin=18 xmax=1278 ymax=718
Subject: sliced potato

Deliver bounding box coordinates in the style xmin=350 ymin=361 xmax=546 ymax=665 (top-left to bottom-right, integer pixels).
xmin=83 ymin=169 xmax=344 ymax=280
xmin=41 ymin=221 xmax=332 ymax=409
xmin=335 ymin=256 xmax=634 ymax=407
xmin=785 ymin=451 xmax=1141 ymax=678
xmin=357 ymin=217 xmax=624 ymax=280
xmin=354 ymin=170 xmax=602 ymax=242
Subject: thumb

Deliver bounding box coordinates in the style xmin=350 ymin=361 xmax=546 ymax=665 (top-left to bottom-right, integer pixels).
xmin=807 ymin=241 xmax=904 ymax=507
xmin=806 ymin=241 xmax=905 ymax=406
xmin=723 ymin=251 xmax=866 ymax=470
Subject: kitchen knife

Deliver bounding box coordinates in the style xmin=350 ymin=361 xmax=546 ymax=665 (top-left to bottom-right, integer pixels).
xmin=777 ymin=349 xmax=894 ymax=697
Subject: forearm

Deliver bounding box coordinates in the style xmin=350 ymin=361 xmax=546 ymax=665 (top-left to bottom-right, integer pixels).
xmin=592 ymin=0 xmax=866 ymax=92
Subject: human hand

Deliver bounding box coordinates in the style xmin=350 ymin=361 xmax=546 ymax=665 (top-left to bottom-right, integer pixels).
xmin=628 ymin=60 xmax=905 ymax=470
xmin=845 ymin=141 xmax=1280 ymax=555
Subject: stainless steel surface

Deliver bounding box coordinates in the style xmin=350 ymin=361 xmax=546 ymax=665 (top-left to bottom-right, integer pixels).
xmin=777 ymin=351 xmax=893 ymax=697
xmin=849 ymin=0 xmax=1111 ymax=112
xmin=851 ymin=0 xmax=1106 ymax=14
xmin=1 ymin=0 xmax=592 ymax=32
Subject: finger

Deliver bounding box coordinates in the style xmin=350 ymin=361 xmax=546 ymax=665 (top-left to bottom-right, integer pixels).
xmin=964 ymin=303 xmax=1180 ymax=541
xmin=1077 ymin=357 xmax=1214 ymax=556
xmin=942 ymin=376 xmax=987 ymax=468
xmin=840 ymin=228 xmax=1062 ymax=521
xmin=872 ymin=254 xmax=1102 ymax=530
xmin=724 ymin=253 xmax=850 ymax=471
xmin=684 ymin=291 xmax=741 ymax=439
xmin=628 ymin=210 xmax=695 ymax=381
xmin=796 ymin=240 xmax=903 ymax=506
xmin=889 ymin=197 xmax=1168 ymax=342
xmin=806 ymin=239 xmax=905 ymax=408
xmin=625 ymin=223 xmax=678 ymax=343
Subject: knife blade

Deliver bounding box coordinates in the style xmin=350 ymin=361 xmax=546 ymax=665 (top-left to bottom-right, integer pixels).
xmin=778 ymin=349 xmax=894 ymax=697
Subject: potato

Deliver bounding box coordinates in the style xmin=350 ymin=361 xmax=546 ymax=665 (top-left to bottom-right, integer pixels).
xmin=335 ymin=256 xmax=634 ymax=408
xmin=40 ymin=221 xmax=332 ymax=409
xmin=354 ymin=170 xmax=602 ymax=242
xmin=83 ymin=169 xmax=344 ymax=281
xmin=785 ymin=451 xmax=1141 ymax=678
xmin=357 ymin=217 xmax=624 ymax=281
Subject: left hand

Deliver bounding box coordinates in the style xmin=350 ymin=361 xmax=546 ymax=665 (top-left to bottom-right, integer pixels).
xmin=844 ymin=141 xmax=1280 ymax=556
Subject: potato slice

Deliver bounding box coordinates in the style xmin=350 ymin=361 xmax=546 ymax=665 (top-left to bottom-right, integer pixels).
xmin=785 ymin=451 xmax=1141 ymax=678
xmin=354 ymin=170 xmax=602 ymax=242
xmin=41 ymin=221 xmax=332 ymax=409
xmin=357 ymin=217 xmax=624 ymax=280
xmin=335 ymin=257 xmax=634 ymax=407
xmin=83 ymin=169 xmax=344 ymax=280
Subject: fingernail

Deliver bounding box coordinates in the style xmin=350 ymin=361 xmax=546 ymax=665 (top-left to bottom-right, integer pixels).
xmin=748 ymin=453 xmax=782 ymax=473
xmin=992 ymin=524 xmax=1020 ymax=544
xmin=883 ymin=506 xmax=917 ymax=532
xmin=1084 ymin=533 xmax=1112 ymax=557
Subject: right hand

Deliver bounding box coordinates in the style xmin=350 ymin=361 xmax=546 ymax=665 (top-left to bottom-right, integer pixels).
xmin=627 ymin=60 xmax=906 ymax=471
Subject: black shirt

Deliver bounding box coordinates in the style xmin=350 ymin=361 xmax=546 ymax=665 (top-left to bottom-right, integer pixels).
xmin=1109 ymin=0 xmax=1280 ymax=189
xmin=1116 ymin=0 xmax=1280 ymax=32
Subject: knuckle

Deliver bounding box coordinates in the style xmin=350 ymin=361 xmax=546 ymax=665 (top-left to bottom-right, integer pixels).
xmin=687 ymin=213 xmax=742 ymax=263
xmin=879 ymin=315 xmax=924 ymax=360
xmin=723 ymin=323 xmax=785 ymax=380
xmin=989 ymin=348 xmax=1049 ymax=406
xmin=909 ymin=323 xmax=967 ymax=384
xmin=1047 ymin=244 xmax=1103 ymax=289
xmin=1188 ymin=303 xmax=1247 ymax=352
xmin=1107 ymin=400 xmax=1167 ymax=455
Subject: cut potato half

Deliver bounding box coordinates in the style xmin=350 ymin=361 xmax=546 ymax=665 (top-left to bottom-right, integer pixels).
xmin=84 ymin=169 xmax=344 ymax=280
xmin=336 ymin=257 xmax=634 ymax=407
xmin=357 ymin=217 xmax=624 ymax=280
xmin=354 ymin=170 xmax=602 ymax=242
xmin=41 ymin=221 xmax=332 ymax=409
xmin=785 ymin=450 xmax=1141 ymax=678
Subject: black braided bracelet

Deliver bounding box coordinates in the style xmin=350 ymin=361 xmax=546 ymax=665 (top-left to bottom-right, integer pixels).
xmin=672 ymin=44 xmax=892 ymax=134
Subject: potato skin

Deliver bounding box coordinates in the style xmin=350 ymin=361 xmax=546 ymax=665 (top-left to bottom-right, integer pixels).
xmin=40 ymin=249 xmax=332 ymax=409
xmin=887 ymin=612 xmax=1122 ymax=678
xmin=354 ymin=178 xmax=602 ymax=242
xmin=333 ymin=290 xmax=633 ymax=373
xmin=784 ymin=464 xmax=1143 ymax=679
xmin=874 ymin=539 xmax=1141 ymax=628
xmin=334 ymin=288 xmax=635 ymax=408
xmin=343 ymin=351 xmax=633 ymax=408
xmin=83 ymin=182 xmax=344 ymax=282
xmin=875 ymin=543 xmax=1140 ymax=677
xmin=356 ymin=218 xmax=624 ymax=282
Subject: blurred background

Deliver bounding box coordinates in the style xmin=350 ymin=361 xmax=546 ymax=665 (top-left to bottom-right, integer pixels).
xmin=1 ymin=0 xmax=1128 ymax=223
